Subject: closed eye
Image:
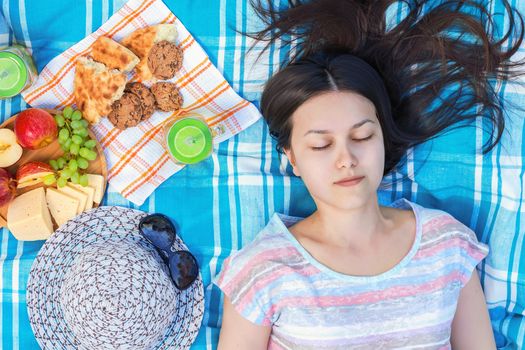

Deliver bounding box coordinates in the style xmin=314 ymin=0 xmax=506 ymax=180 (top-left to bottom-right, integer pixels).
xmin=354 ymin=135 xmax=373 ymax=142
xmin=311 ymin=134 xmax=373 ymax=150
xmin=311 ymin=144 xmax=331 ymax=151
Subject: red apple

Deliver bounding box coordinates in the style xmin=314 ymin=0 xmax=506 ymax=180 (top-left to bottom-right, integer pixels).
xmin=16 ymin=161 xmax=54 ymax=188
xmin=0 ymin=168 xmax=16 ymax=207
xmin=0 ymin=129 xmax=23 ymax=167
xmin=14 ymin=108 xmax=57 ymax=150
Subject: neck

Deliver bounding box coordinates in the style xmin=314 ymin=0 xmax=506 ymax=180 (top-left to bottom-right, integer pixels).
xmin=308 ymin=195 xmax=393 ymax=251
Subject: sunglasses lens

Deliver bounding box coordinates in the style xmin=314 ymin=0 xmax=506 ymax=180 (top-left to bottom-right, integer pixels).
xmin=169 ymin=251 xmax=199 ymax=290
xmin=138 ymin=214 xmax=176 ymax=252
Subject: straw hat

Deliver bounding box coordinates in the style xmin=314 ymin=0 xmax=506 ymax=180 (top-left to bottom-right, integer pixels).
xmin=26 ymin=206 xmax=204 ymax=350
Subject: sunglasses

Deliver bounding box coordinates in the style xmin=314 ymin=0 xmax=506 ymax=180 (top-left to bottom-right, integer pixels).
xmin=138 ymin=214 xmax=199 ymax=290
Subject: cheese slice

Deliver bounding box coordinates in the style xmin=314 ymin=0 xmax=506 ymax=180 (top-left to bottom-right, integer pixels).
xmin=46 ymin=188 xmax=79 ymax=227
xmin=87 ymin=174 xmax=105 ymax=204
xmin=7 ymin=187 xmax=54 ymax=241
xmin=57 ymin=186 xmax=88 ymax=214
xmin=68 ymin=183 xmax=94 ymax=211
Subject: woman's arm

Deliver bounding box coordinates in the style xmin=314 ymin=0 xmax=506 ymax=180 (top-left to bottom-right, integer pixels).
xmin=451 ymin=272 xmax=496 ymax=349
xmin=218 ymin=296 xmax=272 ymax=350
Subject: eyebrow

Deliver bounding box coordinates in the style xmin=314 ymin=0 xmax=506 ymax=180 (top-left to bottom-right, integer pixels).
xmin=303 ymin=119 xmax=375 ymax=136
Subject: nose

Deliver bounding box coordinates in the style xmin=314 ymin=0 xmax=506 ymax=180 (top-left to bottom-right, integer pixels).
xmin=335 ymin=144 xmax=358 ymax=169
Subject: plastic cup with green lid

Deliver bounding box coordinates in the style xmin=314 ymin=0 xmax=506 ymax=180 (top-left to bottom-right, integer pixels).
xmin=0 ymin=51 xmax=28 ymax=98
xmin=165 ymin=116 xmax=213 ymax=165
xmin=0 ymin=45 xmax=36 ymax=99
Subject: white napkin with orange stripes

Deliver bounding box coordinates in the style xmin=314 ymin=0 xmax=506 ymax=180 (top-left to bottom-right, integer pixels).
xmin=21 ymin=0 xmax=261 ymax=205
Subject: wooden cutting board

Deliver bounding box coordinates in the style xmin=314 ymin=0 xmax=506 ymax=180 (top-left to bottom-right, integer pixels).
xmin=0 ymin=109 xmax=108 ymax=230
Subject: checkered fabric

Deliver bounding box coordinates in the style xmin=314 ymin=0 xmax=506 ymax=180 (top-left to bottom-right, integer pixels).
xmin=1 ymin=0 xmax=524 ymax=349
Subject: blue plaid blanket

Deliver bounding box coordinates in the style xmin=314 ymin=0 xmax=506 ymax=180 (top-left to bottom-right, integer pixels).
xmin=1 ymin=0 xmax=524 ymax=349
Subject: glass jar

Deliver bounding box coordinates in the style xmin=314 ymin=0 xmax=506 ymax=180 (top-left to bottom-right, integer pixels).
xmin=0 ymin=44 xmax=38 ymax=99
xmin=163 ymin=113 xmax=214 ymax=165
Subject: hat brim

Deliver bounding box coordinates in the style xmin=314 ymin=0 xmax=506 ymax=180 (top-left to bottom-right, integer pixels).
xmin=26 ymin=206 xmax=204 ymax=350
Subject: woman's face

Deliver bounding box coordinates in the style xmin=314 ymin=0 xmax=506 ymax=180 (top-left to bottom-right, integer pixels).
xmin=284 ymin=91 xmax=385 ymax=211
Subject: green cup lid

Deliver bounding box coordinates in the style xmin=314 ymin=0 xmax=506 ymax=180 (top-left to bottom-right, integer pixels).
xmin=166 ymin=117 xmax=213 ymax=164
xmin=0 ymin=52 xmax=27 ymax=98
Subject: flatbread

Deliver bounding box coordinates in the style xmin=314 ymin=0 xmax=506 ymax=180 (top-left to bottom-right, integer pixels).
xmin=73 ymin=57 xmax=127 ymax=124
xmin=121 ymin=24 xmax=178 ymax=81
xmin=91 ymin=36 xmax=139 ymax=73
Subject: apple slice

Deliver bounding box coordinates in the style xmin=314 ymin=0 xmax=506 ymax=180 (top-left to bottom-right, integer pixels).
xmin=0 ymin=129 xmax=23 ymax=167
xmin=16 ymin=161 xmax=54 ymax=189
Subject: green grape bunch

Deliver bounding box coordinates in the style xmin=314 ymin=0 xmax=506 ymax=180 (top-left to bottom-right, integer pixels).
xmin=44 ymin=106 xmax=98 ymax=188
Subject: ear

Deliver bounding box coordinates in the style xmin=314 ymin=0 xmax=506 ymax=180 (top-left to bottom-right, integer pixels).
xmin=283 ymin=147 xmax=300 ymax=177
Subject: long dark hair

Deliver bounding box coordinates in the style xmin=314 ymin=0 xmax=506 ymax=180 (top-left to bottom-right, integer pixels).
xmin=250 ymin=0 xmax=525 ymax=175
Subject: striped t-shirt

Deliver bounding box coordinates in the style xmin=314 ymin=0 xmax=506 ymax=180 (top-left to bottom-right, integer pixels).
xmin=215 ymin=199 xmax=489 ymax=349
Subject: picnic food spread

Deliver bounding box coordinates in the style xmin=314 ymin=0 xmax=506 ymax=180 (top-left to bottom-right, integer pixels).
xmin=73 ymin=23 xmax=184 ymax=130
xmin=151 ymin=82 xmax=182 ymax=112
xmin=108 ymin=91 xmax=144 ymax=128
xmin=1 ymin=22 xmax=218 ymax=238
xmin=0 ymin=168 xmax=16 ymax=207
xmin=73 ymin=57 xmax=127 ymax=124
xmin=0 ymin=107 xmax=107 ymax=240
xmin=148 ymin=41 xmax=183 ymax=79
xmin=124 ymin=82 xmax=156 ymax=119
xmin=151 ymin=82 xmax=183 ymax=112
xmin=6 ymin=187 xmax=53 ymax=240
xmin=14 ymin=108 xmax=57 ymax=149
xmin=6 ymin=172 xmax=103 ymax=240
xmin=90 ymin=36 xmax=140 ymax=72
xmin=0 ymin=129 xmax=22 ymax=167
xmin=121 ymin=23 xmax=178 ymax=81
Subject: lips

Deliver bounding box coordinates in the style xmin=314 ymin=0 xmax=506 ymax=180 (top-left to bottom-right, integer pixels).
xmin=334 ymin=176 xmax=365 ymax=187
